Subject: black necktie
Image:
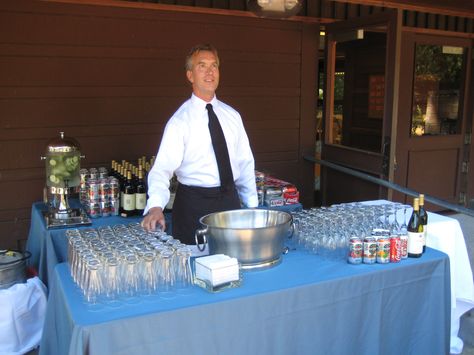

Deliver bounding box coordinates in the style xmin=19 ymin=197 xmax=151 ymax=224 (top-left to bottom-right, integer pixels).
xmin=206 ymin=103 xmax=234 ymax=190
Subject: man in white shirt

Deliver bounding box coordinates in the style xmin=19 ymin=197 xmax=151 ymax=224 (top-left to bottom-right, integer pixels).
xmin=141 ymin=44 xmax=258 ymax=245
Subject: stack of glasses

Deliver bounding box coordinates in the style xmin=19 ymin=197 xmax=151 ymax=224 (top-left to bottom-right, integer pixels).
xmin=67 ymin=223 xmax=193 ymax=306
xmin=290 ymin=202 xmax=410 ymax=259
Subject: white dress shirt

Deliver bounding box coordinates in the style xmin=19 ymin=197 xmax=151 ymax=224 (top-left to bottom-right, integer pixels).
xmin=144 ymin=94 xmax=258 ymax=214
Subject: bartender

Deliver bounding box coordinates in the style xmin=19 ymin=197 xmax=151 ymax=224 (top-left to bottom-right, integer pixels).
xmin=141 ymin=44 xmax=258 ymax=245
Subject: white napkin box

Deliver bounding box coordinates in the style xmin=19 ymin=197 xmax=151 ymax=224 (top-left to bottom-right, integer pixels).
xmin=194 ymin=254 xmax=240 ymax=288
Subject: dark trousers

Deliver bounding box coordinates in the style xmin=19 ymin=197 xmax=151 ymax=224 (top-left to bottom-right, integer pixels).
xmin=171 ymin=183 xmax=241 ymax=245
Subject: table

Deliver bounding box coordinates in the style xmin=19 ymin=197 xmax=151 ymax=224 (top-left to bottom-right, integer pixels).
xmin=39 ymin=248 xmax=450 ymax=355
xmin=26 ymin=200 xmax=472 ymax=353
xmin=425 ymin=212 xmax=474 ymax=352
xmin=363 ymin=200 xmax=474 ymax=353
xmin=26 ymin=202 xmax=303 ymax=287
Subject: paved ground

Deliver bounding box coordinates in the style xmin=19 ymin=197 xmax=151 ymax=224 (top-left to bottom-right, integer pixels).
xmin=449 ymin=213 xmax=474 ymax=355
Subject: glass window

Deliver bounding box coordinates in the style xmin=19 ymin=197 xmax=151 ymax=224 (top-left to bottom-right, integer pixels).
xmin=411 ymin=44 xmax=466 ymax=136
xmin=328 ymin=27 xmax=387 ymax=153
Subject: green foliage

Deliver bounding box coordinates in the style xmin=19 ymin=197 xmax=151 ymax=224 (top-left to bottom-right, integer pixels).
xmin=415 ymin=44 xmax=463 ymax=84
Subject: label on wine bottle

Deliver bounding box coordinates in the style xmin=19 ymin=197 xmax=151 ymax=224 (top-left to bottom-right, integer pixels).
xmin=135 ymin=193 xmax=147 ymax=210
xmin=123 ymin=193 xmax=136 ymax=211
xmin=407 ymin=231 xmax=423 ymax=255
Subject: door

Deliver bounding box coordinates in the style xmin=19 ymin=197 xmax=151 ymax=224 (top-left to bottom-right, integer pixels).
xmin=321 ymin=11 xmax=400 ymax=205
xmin=394 ymin=33 xmax=472 ymax=210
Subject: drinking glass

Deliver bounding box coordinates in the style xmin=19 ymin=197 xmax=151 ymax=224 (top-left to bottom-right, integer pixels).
xmin=175 ymin=246 xmax=193 ymax=295
xmin=399 ymin=204 xmax=409 ymax=235
xmin=140 ymin=251 xmax=158 ymax=296
xmin=102 ymin=256 xmax=121 ymax=306
xmin=123 ymin=253 xmax=140 ymax=303
xmin=157 ymin=247 xmax=176 ymax=299
xmin=83 ymin=257 xmax=104 ymax=309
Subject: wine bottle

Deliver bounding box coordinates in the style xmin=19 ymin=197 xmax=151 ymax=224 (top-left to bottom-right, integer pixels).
xmin=121 ymin=170 xmax=136 ymax=217
xmin=110 ymin=160 xmax=116 ymax=178
xmin=407 ymin=198 xmax=423 ymax=258
xmin=118 ymin=165 xmax=125 ymax=214
xmin=135 ymin=169 xmax=147 ymax=216
xmin=418 ymin=194 xmax=428 ymax=253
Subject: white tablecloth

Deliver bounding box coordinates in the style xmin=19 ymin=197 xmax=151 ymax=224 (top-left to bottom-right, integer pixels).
xmin=364 ymin=200 xmax=474 ymax=354
xmin=0 ymin=277 xmax=47 ymax=355
xmin=425 ymin=211 xmax=474 ymax=354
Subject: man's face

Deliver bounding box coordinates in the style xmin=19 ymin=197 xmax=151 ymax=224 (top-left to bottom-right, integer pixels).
xmin=186 ymin=50 xmax=220 ymax=101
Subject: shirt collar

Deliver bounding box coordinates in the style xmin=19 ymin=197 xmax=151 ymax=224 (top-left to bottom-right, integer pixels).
xmin=191 ymin=93 xmax=219 ymax=111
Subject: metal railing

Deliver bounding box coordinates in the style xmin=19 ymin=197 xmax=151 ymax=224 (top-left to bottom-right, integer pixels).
xmin=304 ymin=155 xmax=474 ymax=217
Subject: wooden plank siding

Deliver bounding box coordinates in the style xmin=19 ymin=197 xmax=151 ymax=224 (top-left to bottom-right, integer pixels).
xmin=0 ymin=0 xmax=318 ymax=248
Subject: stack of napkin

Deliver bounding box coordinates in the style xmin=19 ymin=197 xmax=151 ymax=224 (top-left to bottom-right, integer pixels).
xmin=195 ymin=254 xmax=239 ymax=287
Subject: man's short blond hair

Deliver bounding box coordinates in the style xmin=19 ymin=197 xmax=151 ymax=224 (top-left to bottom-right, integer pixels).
xmin=185 ymin=44 xmax=220 ymax=71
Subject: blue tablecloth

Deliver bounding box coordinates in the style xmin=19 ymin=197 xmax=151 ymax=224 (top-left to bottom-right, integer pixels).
xmin=26 ymin=202 xmax=302 ymax=287
xmin=26 ymin=202 xmax=145 ymax=287
xmin=39 ymin=248 xmax=450 ymax=355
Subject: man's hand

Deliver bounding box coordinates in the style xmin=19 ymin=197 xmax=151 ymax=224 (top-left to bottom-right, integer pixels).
xmin=141 ymin=207 xmax=166 ymax=232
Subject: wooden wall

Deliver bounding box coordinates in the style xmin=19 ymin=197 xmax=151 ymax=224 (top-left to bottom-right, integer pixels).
xmin=0 ymin=0 xmax=318 ymax=249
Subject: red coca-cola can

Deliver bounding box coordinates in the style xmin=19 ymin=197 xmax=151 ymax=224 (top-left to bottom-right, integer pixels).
xmin=390 ymin=235 xmax=401 ymax=263
xmin=400 ymin=234 xmax=408 ymax=259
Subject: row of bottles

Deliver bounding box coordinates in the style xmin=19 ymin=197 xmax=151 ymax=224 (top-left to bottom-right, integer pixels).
xmin=109 ymin=158 xmax=154 ymax=218
xmin=407 ymin=193 xmax=428 ymax=258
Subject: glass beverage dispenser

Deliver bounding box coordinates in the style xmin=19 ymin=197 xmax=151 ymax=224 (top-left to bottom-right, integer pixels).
xmin=41 ymin=132 xmax=91 ymax=228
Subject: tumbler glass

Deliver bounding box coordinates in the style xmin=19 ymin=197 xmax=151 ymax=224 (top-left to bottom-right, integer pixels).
xmin=175 ymin=246 xmax=193 ymax=295
xmin=157 ymin=247 xmax=176 ymax=299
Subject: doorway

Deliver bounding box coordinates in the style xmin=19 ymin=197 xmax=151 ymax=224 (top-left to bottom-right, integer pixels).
xmin=394 ymin=33 xmax=472 ymax=210
xmin=320 ymin=12 xmax=399 ymax=205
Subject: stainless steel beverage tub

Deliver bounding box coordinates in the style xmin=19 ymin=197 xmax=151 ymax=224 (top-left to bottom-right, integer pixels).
xmin=195 ymin=209 xmax=293 ymax=270
xmin=0 ymin=250 xmax=31 ymax=289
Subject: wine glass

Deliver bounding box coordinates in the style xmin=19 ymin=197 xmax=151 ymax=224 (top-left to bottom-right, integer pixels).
xmin=399 ymin=204 xmax=409 ymax=235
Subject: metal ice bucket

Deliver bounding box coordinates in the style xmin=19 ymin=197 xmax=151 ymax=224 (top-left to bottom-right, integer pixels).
xmin=195 ymin=209 xmax=293 ymax=270
xmin=0 ymin=250 xmax=31 ymax=289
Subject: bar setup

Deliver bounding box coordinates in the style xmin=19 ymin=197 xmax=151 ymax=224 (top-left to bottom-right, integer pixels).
xmin=17 ymin=133 xmax=470 ymax=355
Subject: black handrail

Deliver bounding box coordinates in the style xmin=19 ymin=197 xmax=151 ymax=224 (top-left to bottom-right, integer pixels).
xmin=304 ymin=155 xmax=474 ymax=217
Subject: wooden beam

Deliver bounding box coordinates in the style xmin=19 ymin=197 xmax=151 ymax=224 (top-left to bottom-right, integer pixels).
xmin=329 ymin=0 xmax=474 ymax=19
xmin=38 ymin=0 xmax=327 ymax=23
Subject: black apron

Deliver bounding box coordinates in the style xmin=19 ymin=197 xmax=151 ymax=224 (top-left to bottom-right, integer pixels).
xmin=171 ymin=183 xmax=241 ymax=245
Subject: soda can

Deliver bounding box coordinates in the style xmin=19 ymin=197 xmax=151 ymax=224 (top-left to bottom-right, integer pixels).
xmin=390 ymin=235 xmax=401 ymax=263
xmin=399 ymin=234 xmax=408 ymax=259
xmin=98 ymin=167 xmax=109 ymax=179
xmin=108 ymin=177 xmax=120 ymax=200
xmin=89 ymin=167 xmax=98 ymax=180
xmin=109 ymin=198 xmax=120 ymax=216
xmin=88 ymin=201 xmax=101 ymax=218
xmin=255 ymin=171 xmax=265 ymax=189
xmin=79 ymin=186 xmax=88 ymax=204
xmin=265 ymin=196 xmax=285 ymax=207
xmin=87 ymin=178 xmax=100 ymax=201
xmin=348 ymin=237 xmax=363 ymax=264
xmin=98 ymin=178 xmax=110 ymax=201
xmin=376 ymin=236 xmax=391 ymax=264
xmin=363 ymin=236 xmax=377 ymax=264
xmin=265 ymin=186 xmax=282 ymax=197
xmin=99 ymin=200 xmax=111 ymax=217
xmin=282 ymin=185 xmax=297 ymax=194
xmin=79 ymin=169 xmax=89 ymax=189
